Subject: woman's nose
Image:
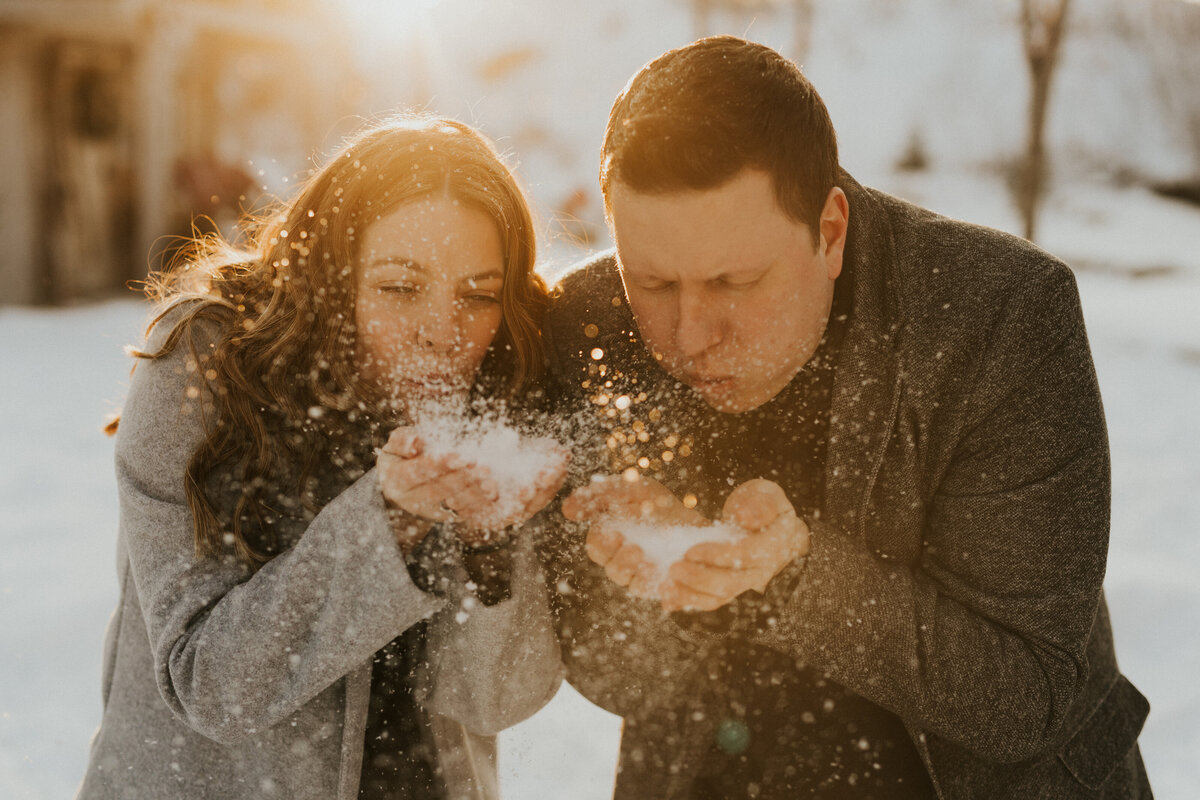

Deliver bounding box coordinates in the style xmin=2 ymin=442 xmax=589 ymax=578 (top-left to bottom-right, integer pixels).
xmin=416 ymin=297 xmax=461 ymax=351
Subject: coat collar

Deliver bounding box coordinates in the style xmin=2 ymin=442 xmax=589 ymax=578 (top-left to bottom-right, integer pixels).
xmin=823 ymin=172 xmax=905 ymax=534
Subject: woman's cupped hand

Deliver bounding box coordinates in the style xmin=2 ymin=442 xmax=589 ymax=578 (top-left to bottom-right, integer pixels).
xmin=377 ymin=426 xmax=567 ymax=549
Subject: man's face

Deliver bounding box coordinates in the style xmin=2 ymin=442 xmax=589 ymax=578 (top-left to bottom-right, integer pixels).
xmin=609 ymin=169 xmax=848 ymax=414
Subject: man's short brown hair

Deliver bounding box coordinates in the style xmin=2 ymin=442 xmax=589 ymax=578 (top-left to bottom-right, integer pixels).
xmin=600 ymin=36 xmax=839 ymax=239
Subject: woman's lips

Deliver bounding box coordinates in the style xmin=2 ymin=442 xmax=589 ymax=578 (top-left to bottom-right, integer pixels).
xmin=402 ymin=375 xmax=466 ymax=396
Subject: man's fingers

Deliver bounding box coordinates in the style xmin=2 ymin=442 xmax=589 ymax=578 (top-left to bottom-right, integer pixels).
xmin=659 ymin=580 xmax=726 ymax=613
xmin=614 ymin=479 xmax=795 ymax=612
xmin=668 ymin=558 xmax=774 ymax=601
xmin=682 ymin=534 xmax=785 ymax=569
xmin=761 ymin=509 xmax=811 ymax=560
xmin=604 ymin=541 xmax=648 ymax=588
xmin=683 ymin=540 xmax=755 ymax=569
xmin=668 ymin=559 xmax=741 ymax=596
xmin=562 ymin=480 xmax=615 ymax=521
xmin=722 ymin=478 xmax=793 ymax=531
xmin=585 ymin=525 xmax=624 ymax=566
xmin=563 ymin=481 xmax=628 ymax=521
xmin=627 ymin=562 xmax=665 ymax=600
xmin=563 ymin=474 xmax=676 ymax=522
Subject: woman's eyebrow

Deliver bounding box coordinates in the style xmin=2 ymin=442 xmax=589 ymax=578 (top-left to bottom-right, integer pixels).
xmin=463 ymin=270 xmax=504 ymax=284
xmin=365 ymin=256 xmax=422 ymax=272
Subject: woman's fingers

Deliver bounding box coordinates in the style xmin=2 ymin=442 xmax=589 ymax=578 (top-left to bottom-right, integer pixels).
xmin=456 ymin=456 xmax=569 ymax=531
xmin=415 ymin=465 xmax=498 ymax=517
xmin=379 ymin=451 xmax=450 ymax=495
xmin=535 ymin=454 xmax=570 ymax=493
xmin=380 ymin=435 xmax=571 ymax=533
xmin=520 ymin=461 xmax=570 ymax=517
xmin=378 ymin=452 xmax=444 ymax=509
xmin=383 ymin=427 xmax=424 ymax=459
xmin=380 ymin=450 xmax=490 ymax=522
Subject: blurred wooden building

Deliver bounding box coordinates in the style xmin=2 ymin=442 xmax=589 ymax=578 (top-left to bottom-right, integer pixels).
xmin=0 ymin=0 xmax=360 ymax=305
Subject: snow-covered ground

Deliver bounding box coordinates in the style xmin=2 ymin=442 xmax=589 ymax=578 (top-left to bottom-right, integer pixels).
xmin=4 ymin=0 xmax=1200 ymax=794
xmin=2 ymin=169 xmax=1198 ymax=798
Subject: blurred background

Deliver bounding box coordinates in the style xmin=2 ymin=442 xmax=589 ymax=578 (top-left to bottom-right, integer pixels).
xmin=2 ymin=0 xmax=1198 ymax=302
xmin=2 ymin=0 xmax=1199 ymax=797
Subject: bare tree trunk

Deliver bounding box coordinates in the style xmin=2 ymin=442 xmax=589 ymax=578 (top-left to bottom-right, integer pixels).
xmin=1143 ymin=0 xmax=1200 ymax=176
xmin=792 ymin=0 xmax=815 ymax=65
xmin=693 ymin=0 xmax=712 ymax=40
xmin=1018 ymin=0 xmax=1072 ymax=242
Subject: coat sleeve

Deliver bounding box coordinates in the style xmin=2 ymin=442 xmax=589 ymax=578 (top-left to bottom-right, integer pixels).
xmin=417 ymin=528 xmax=563 ymax=735
xmin=117 ymin=314 xmax=558 ymax=744
xmin=743 ymin=263 xmax=1109 ymax=762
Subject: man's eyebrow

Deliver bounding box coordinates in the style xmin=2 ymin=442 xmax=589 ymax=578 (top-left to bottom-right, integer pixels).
xmin=713 ymin=264 xmax=770 ymax=281
xmin=617 ymin=258 xmax=660 ymax=278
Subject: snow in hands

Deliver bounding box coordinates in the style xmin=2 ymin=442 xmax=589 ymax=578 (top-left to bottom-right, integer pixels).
xmin=616 ymin=520 xmax=746 ymax=598
xmin=413 ymin=404 xmax=569 ymax=527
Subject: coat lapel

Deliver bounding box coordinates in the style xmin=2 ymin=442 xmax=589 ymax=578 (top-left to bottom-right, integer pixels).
xmin=824 ymin=175 xmax=905 ymax=539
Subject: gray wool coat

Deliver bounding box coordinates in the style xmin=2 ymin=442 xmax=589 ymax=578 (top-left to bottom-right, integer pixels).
xmin=544 ymin=173 xmax=1151 ymax=798
xmin=76 ymin=309 xmax=562 ymax=800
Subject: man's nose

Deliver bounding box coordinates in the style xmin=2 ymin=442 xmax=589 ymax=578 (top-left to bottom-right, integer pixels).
xmin=674 ymin=290 xmax=722 ymax=358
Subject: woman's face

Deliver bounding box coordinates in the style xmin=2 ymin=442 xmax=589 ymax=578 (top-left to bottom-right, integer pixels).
xmin=353 ymin=194 xmax=505 ymax=411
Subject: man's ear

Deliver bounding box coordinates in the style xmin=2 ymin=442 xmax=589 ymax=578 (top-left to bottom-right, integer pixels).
xmin=819 ymin=187 xmax=849 ymax=280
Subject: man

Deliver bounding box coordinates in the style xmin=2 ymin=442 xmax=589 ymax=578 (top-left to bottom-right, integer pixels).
xmin=542 ymin=36 xmax=1151 ymax=799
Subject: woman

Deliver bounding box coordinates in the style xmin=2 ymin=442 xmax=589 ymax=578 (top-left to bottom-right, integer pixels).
xmin=77 ymin=116 xmax=565 ymax=800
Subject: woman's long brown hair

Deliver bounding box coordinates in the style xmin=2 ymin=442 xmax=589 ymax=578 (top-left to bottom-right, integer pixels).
xmin=112 ymin=116 xmax=547 ymax=566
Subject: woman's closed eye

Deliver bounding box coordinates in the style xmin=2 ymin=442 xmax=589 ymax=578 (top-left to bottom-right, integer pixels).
xmin=460 ymin=289 xmax=501 ymax=306
xmin=378 ymin=282 xmax=420 ymax=298
xmin=459 ymin=275 xmax=504 ymax=306
xmin=456 ymin=284 xmax=499 ymax=303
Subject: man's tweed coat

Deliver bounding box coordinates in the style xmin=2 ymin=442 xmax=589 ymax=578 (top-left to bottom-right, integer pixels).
xmin=76 ymin=308 xmax=562 ymax=800
xmin=544 ymin=173 xmax=1152 ymax=798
